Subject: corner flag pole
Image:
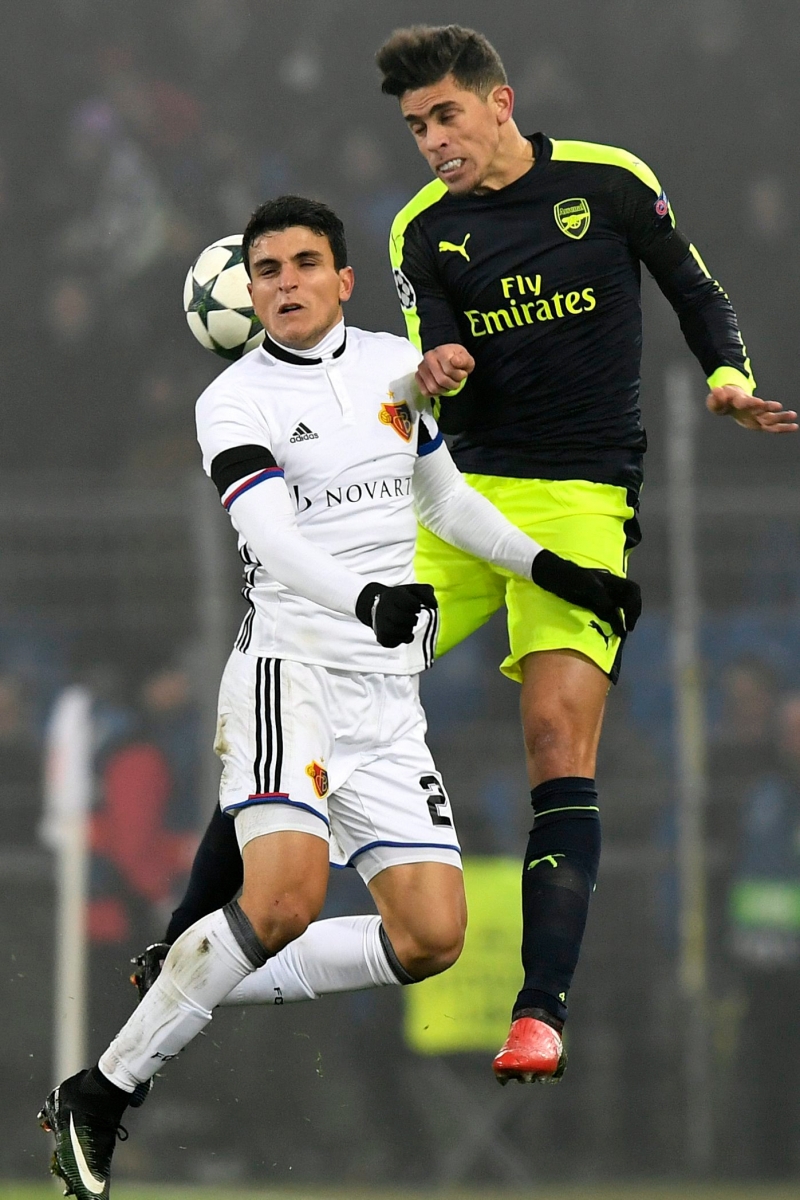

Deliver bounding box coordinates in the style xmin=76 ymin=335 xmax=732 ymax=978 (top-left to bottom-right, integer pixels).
xmin=41 ymin=686 xmax=93 ymax=1083
xmin=666 ymin=364 xmax=712 ymax=1172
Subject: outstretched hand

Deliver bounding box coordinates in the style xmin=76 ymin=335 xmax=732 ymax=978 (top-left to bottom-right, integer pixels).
xmin=706 ymin=385 xmax=798 ymax=433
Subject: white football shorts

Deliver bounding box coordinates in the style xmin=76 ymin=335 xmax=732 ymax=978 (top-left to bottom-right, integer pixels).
xmin=214 ymin=649 xmax=461 ymax=884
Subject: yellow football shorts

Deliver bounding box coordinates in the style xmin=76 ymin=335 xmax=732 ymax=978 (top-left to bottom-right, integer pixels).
xmin=414 ymin=475 xmax=639 ymax=684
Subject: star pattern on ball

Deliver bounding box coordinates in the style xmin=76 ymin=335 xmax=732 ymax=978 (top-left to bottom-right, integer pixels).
xmin=184 ymin=237 xmax=265 ymax=360
xmin=188 ymin=276 xmax=228 ymax=320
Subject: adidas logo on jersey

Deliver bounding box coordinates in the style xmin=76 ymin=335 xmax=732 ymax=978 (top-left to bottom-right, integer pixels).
xmin=290 ymin=422 xmax=319 ymax=443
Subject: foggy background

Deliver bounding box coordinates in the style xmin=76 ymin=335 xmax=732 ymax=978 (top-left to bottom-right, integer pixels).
xmin=1 ymin=0 xmax=799 ymax=1189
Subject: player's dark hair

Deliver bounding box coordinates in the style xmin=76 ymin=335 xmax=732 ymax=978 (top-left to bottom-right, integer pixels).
xmin=376 ymin=24 xmax=507 ymax=99
xmin=242 ymin=196 xmax=348 ymax=276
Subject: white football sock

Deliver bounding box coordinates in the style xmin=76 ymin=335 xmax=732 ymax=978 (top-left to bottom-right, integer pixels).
xmin=223 ymin=914 xmax=405 ymax=1006
xmin=99 ymin=907 xmax=262 ymax=1092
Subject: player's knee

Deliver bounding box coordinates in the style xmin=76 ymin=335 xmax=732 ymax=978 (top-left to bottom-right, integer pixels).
xmin=522 ymin=709 xmax=569 ymax=760
xmin=241 ymin=892 xmax=320 ymax=955
xmin=522 ymin=706 xmax=590 ymax=775
xmin=425 ymin=925 xmax=465 ymax=977
xmin=397 ymin=916 xmax=465 ymax=980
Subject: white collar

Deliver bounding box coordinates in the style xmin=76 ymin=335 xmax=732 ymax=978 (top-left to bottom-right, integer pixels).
xmin=267 ymin=318 xmax=346 ymax=364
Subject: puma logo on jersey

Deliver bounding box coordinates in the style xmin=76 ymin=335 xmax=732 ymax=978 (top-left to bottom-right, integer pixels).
xmin=589 ymin=620 xmax=611 ymax=648
xmin=438 ymin=233 xmax=471 ymax=261
xmin=290 ymin=422 xmax=319 ymax=443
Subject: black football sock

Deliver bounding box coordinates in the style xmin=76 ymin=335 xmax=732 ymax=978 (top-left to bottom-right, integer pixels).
xmin=75 ymin=1065 xmax=131 ymax=1123
xmin=513 ymin=776 xmax=601 ymax=1029
xmin=164 ymin=805 xmax=243 ymax=944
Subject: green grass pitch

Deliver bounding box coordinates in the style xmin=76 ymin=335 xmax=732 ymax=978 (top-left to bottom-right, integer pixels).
xmin=2 ymin=1184 xmax=800 ymax=1200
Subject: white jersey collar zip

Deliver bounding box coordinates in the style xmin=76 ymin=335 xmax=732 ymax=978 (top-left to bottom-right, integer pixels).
xmin=264 ymin=320 xmax=354 ymax=420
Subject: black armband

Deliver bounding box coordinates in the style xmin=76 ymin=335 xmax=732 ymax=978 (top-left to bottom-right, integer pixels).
xmin=210 ymin=444 xmax=278 ymax=497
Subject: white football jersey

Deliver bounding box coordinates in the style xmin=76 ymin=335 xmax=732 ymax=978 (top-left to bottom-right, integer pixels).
xmin=195 ymin=324 xmax=441 ymax=674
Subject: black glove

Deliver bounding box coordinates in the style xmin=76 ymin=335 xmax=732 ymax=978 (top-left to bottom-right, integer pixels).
xmin=356 ymin=582 xmax=438 ymax=648
xmin=531 ymin=549 xmax=642 ymax=638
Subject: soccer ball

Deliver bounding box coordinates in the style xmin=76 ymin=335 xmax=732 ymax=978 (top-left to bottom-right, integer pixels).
xmin=183 ymin=235 xmax=265 ymax=361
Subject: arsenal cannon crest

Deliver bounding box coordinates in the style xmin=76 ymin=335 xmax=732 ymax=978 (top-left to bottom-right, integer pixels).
xmin=554 ymin=197 xmax=591 ymax=240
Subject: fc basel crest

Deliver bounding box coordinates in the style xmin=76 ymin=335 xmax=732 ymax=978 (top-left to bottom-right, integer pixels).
xmin=379 ymin=399 xmax=413 ymax=442
xmin=554 ymin=197 xmax=591 ymax=240
xmin=305 ymin=760 xmax=329 ymax=798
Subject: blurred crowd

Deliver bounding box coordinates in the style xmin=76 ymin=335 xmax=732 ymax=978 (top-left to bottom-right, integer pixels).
xmin=0 ymin=654 xmax=200 ymax=944
xmin=2 ymin=0 xmax=799 ymax=483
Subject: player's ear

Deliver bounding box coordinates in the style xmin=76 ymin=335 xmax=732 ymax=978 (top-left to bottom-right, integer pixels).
xmin=338 ymin=266 xmax=355 ymax=303
xmin=247 ymin=280 xmax=253 ymax=299
xmin=490 ymin=84 xmax=515 ymax=126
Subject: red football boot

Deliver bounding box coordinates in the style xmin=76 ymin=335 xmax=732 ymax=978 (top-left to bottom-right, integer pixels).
xmin=492 ymin=1016 xmax=567 ymax=1085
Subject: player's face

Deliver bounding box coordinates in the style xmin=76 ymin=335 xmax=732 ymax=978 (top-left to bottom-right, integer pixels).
xmin=400 ymin=75 xmax=512 ymax=194
xmin=247 ymin=227 xmax=354 ymax=349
